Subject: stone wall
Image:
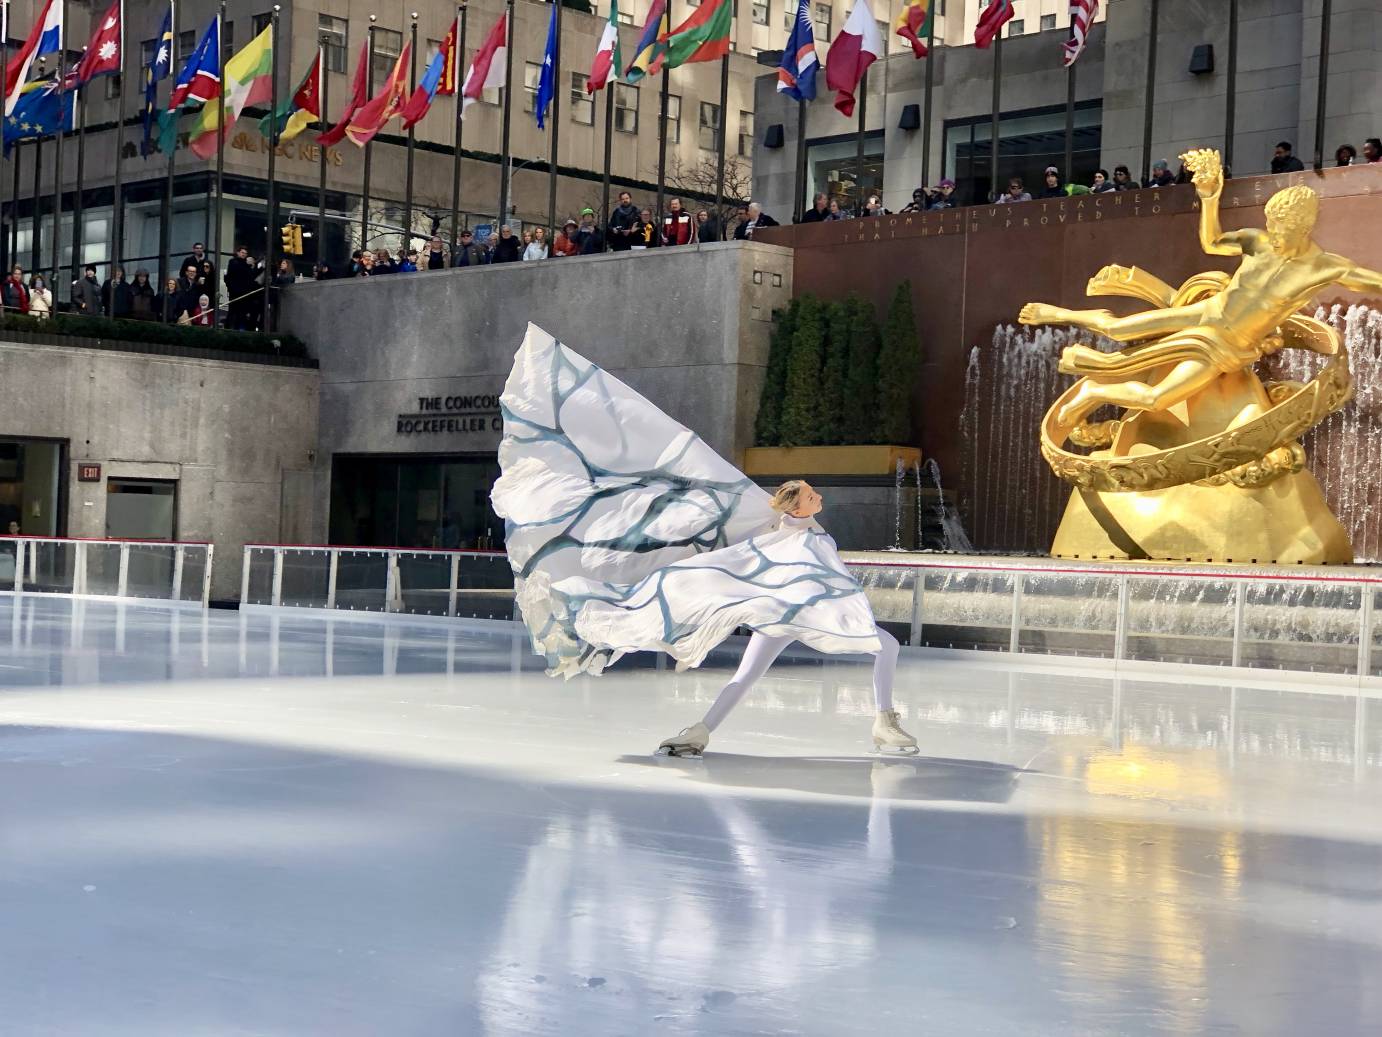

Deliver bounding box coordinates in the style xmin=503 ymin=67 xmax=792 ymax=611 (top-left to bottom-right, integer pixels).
xmin=0 ymin=341 xmax=320 ymax=599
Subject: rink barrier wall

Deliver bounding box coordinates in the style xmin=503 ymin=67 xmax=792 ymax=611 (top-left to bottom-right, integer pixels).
xmin=1 ymin=536 xmax=213 ymax=606
xmin=241 ymin=544 xmax=1382 ymax=684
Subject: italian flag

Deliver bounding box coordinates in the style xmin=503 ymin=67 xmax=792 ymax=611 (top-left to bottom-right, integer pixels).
xmin=661 ymin=0 xmax=732 ymax=69
xmin=190 ymin=25 xmax=273 ymax=160
xmin=587 ymin=1 xmax=623 ymax=93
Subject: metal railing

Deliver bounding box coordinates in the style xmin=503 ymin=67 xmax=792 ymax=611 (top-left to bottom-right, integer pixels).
xmin=0 ymin=536 xmax=213 ymax=606
xmin=237 ymin=544 xmax=1382 ymax=680
xmin=240 ymin=544 xmax=515 ymax=620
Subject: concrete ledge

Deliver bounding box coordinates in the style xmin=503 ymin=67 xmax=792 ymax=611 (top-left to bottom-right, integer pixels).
xmin=744 ymin=445 xmax=922 ymax=477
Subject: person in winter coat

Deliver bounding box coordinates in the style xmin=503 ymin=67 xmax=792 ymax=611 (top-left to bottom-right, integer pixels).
xmin=397 ymin=250 xmax=419 ymax=272
xmin=634 ymin=209 xmax=659 ymax=248
xmin=490 ymin=225 xmax=522 ymax=263
xmin=927 ymin=179 xmax=960 ymax=209
xmin=182 ymin=293 xmax=214 ymax=326
xmin=224 ymin=245 xmax=259 ymax=329
xmin=799 ymin=193 xmax=830 ymax=222
xmin=1039 ymin=167 xmax=1066 ymax=199
xmin=28 ymin=275 xmax=52 ymax=319
xmin=733 ymin=202 xmax=779 ymax=240
xmin=451 ymin=229 xmax=487 ymax=267
xmin=607 ymin=191 xmax=641 ymax=250
xmin=551 ymin=219 xmax=580 ymax=257
xmin=182 ymin=242 xmax=214 ymax=288
xmin=372 ymin=248 xmax=397 ymax=274
xmin=860 ymin=194 xmax=888 ymax=217
xmin=522 ymin=227 xmax=549 ymax=261
xmin=661 ymin=198 xmax=694 ymax=246
xmin=72 ymin=265 xmax=101 ymax=316
xmin=825 ymin=198 xmax=851 ymax=220
xmin=2 ymin=266 xmax=29 ymax=313
xmin=425 ymin=237 xmax=448 ymax=269
xmin=1090 ymin=169 xmax=1117 ymax=194
xmin=696 ymin=209 xmax=720 ymax=243
xmin=160 ymin=278 xmax=183 ymax=323
xmin=128 ymin=269 xmax=157 ymax=320
xmin=102 ymin=266 xmax=133 ymax=319
xmin=573 ymin=209 xmax=604 ymax=254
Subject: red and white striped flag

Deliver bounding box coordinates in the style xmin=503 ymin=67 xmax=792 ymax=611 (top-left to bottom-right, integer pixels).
xmin=1062 ymin=0 xmax=1100 ymax=67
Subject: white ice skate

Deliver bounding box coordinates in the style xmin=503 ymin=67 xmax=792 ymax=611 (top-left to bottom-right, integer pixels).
xmin=871 ymin=709 xmax=918 ymax=755
xmin=657 ymin=722 xmax=710 ymax=758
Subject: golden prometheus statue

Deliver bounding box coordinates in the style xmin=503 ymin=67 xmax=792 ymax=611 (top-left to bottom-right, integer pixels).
xmin=1019 ymin=148 xmax=1382 ymax=563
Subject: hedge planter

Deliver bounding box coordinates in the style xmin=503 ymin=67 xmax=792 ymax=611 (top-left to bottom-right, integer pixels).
xmin=743 ymin=445 xmax=922 ymax=477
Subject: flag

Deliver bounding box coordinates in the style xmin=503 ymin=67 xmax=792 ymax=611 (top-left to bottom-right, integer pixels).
xmin=895 ymin=1 xmax=934 ymax=59
xmin=320 ymin=41 xmax=368 ymax=146
xmin=3 ymin=78 xmax=74 ymax=155
xmin=975 ymin=0 xmax=1014 ymax=48
xmin=587 ymin=0 xmax=622 ymax=94
xmin=461 ymin=12 xmax=507 ymax=117
xmin=1063 ymin=0 xmax=1100 ymax=66
xmin=344 ymin=41 xmax=411 ymax=146
xmin=5 ymin=0 xmax=64 ymax=117
xmin=400 ymin=19 xmax=458 ymax=126
xmin=158 ymin=18 xmax=220 ymax=155
xmin=261 ymin=53 xmax=322 ymax=142
xmin=73 ymin=0 xmax=122 ymax=86
xmin=188 ymin=24 xmax=273 ymax=160
xmin=535 ymin=2 xmax=558 ymax=129
xmin=776 ymin=0 xmax=818 ymax=102
xmin=825 ymin=0 xmax=883 ymax=117
xmin=142 ymin=6 xmax=173 ymax=156
xmin=661 ymin=0 xmax=732 ymax=68
xmin=623 ymin=0 xmax=667 ymax=84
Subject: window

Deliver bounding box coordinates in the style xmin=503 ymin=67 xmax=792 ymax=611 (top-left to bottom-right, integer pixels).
xmin=570 ymin=73 xmax=594 ymax=125
xmin=738 ymin=110 xmax=753 ymax=158
xmin=698 ymin=101 xmax=720 ymax=151
xmin=784 ymin=6 xmax=794 ymax=31
xmin=664 ymin=94 xmax=681 ymax=144
xmin=372 ymin=27 xmax=402 ymax=81
xmin=1040 ymin=14 xmax=1057 ymax=30
xmin=753 ymin=0 xmax=769 ymax=26
xmin=252 ymin=12 xmax=273 ymax=35
xmin=523 ymin=62 xmax=542 ymax=114
xmin=224 ymin=21 xmax=235 ymax=54
xmin=615 ymin=82 xmax=638 ymax=133
xmin=319 ymin=14 xmax=348 ymax=73
xmin=178 ymin=29 xmax=194 ymax=58
xmin=1008 ymin=18 xmax=1024 ymax=35
xmin=813 ymin=3 xmax=832 ymax=40
xmin=618 ymin=10 xmax=634 ymax=24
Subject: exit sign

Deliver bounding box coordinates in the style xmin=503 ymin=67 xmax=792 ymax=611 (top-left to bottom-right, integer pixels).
xmin=77 ymin=463 xmax=102 ymax=483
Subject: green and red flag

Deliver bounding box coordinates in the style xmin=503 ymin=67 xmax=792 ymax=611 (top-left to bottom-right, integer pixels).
xmin=660 ymin=0 xmax=732 ymax=68
xmin=894 ymin=1 xmax=934 ymax=59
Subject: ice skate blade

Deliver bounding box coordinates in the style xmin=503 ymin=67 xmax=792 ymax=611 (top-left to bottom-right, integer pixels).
xmin=871 ymin=744 xmax=919 ymax=756
xmin=655 ymin=745 xmax=704 ymax=759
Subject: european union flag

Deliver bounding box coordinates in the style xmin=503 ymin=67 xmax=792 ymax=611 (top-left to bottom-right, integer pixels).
xmin=534 ymin=1 xmax=558 ymax=130
xmin=142 ymin=5 xmax=173 ymax=156
xmin=4 ymin=80 xmax=74 ymax=155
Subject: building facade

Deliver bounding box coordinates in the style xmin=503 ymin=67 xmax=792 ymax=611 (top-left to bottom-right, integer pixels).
xmin=751 ymin=0 xmax=1376 ymax=218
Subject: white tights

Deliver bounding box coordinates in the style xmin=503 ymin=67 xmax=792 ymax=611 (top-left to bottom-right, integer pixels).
xmin=700 ymin=626 xmax=899 ymax=732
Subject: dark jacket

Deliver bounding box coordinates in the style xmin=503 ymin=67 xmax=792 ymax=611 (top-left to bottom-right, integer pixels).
xmin=697 ymin=218 xmax=720 ymax=243
xmin=452 ymin=242 xmax=487 ymax=267
xmin=1271 ymin=154 xmax=1305 ymax=174
xmin=102 ymin=278 xmax=133 ymax=318
xmin=225 ymin=255 xmax=257 ymax=295
xmin=733 ymin=212 xmax=779 ymax=240
xmin=2 ymin=277 xmax=29 ymax=313
xmin=490 ymin=235 xmax=521 ymax=263
xmin=607 ymin=203 xmax=641 ymax=250
xmin=799 ymin=205 xmax=829 ymax=223
xmin=632 ymin=220 xmax=659 ymax=248
xmin=425 ymin=247 xmax=448 ymax=270
xmin=72 ymin=276 xmax=101 ymax=316
xmin=1146 ymin=171 xmax=1176 ymax=188
xmin=183 ymin=253 xmax=213 ymax=283
xmin=128 ymin=278 xmax=158 ymax=320
xmin=573 ymin=224 xmax=604 ymax=255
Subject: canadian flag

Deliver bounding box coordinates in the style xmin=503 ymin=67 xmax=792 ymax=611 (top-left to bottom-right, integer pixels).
xmin=461 ymin=12 xmax=508 ymax=116
xmin=825 ymin=0 xmax=883 ymax=117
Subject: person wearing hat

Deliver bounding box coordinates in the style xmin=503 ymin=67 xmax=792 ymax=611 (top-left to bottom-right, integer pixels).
xmin=1146 ymin=159 xmax=1176 ymax=188
xmin=552 ymin=218 xmax=581 ymax=257
xmin=573 ymin=207 xmax=605 ymax=255
xmin=1040 ymin=166 xmax=1066 ymax=199
xmin=452 ymin=228 xmax=487 ymax=268
xmin=900 ymin=187 xmax=928 ymax=213
xmin=927 ymin=179 xmax=959 ymax=210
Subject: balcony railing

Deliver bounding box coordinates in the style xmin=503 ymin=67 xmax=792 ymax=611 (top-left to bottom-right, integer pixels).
xmin=1 ymin=536 xmax=213 ymax=606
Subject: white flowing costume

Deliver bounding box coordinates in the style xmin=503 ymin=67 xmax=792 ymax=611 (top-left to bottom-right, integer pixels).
xmin=491 ymin=324 xmax=884 ymax=681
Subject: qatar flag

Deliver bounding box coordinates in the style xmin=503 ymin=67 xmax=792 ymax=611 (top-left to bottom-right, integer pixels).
xmin=825 ymin=0 xmax=883 ymax=117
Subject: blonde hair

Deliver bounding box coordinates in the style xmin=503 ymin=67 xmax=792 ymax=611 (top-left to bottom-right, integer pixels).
xmin=769 ymin=480 xmax=807 ymax=514
xmin=1264 ymin=185 xmax=1319 ymax=237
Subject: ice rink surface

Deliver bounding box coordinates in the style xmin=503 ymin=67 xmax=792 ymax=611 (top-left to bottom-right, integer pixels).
xmin=2 ymin=595 xmax=1381 ymax=1036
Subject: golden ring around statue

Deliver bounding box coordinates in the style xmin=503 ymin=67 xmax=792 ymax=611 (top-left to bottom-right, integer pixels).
xmin=1040 ymin=313 xmax=1354 ymax=494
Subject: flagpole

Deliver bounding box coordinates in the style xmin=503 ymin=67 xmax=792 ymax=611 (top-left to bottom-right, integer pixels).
xmin=919 ymin=2 xmax=935 ymax=188
xmin=497 ymin=0 xmax=514 ymax=227
xmin=158 ymin=0 xmax=176 ymax=302
xmin=9 ymin=143 xmax=19 ymax=267
xmin=263 ymin=5 xmax=279 ymax=331
xmin=654 ymin=65 xmax=668 ymax=226
xmin=792 ymin=99 xmax=806 ymax=222
xmin=1063 ymin=12 xmax=1075 ymax=185
xmin=112 ymin=0 xmax=127 ymax=277
xmin=213 ymin=0 xmax=224 ymax=317
xmin=1312 ymin=0 xmax=1330 ymax=171
xmin=713 ymin=52 xmax=727 ymax=238
xmin=449 ymin=2 xmax=466 ymax=256
xmin=1140 ymin=0 xmax=1159 ymax=185
xmin=51 ymin=0 xmax=67 ymax=284
xmin=546 ymin=0 xmax=562 ymax=240
xmin=854 ymin=69 xmax=866 ymax=215
xmin=30 ymin=71 xmax=42 ymax=275
xmin=1224 ymin=0 xmax=1238 ymax=173
xmin=361 ymin=15 xmax=375 ymax=250
xmin=0 ymin=0 xmax=8 ymax=271
xmin=317 ymin=33 xmax=327 ymax=276
xmin=599 ymin=77 xmax=613 ymax=230
xmin=71 ymin=79 xmax=85 ymax=277
xmin=989 ymin=32 xmax=1000 ymax=201
xmin=403 ymin=12 xmax=417 ymax=255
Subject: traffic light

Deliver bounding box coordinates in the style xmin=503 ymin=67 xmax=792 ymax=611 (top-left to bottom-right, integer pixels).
xmin=281 ymin=223 xmax=303 ymax=256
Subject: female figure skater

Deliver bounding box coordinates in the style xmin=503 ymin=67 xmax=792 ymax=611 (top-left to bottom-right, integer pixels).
xmin=491 ymin=324 xmax=916 ymax=758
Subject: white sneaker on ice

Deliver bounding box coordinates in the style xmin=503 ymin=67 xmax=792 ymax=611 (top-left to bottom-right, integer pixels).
xmin=871 ymin=709 xmax=918 ymax=754
xmin=657 ymin=722 xmax=710 ymax=758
